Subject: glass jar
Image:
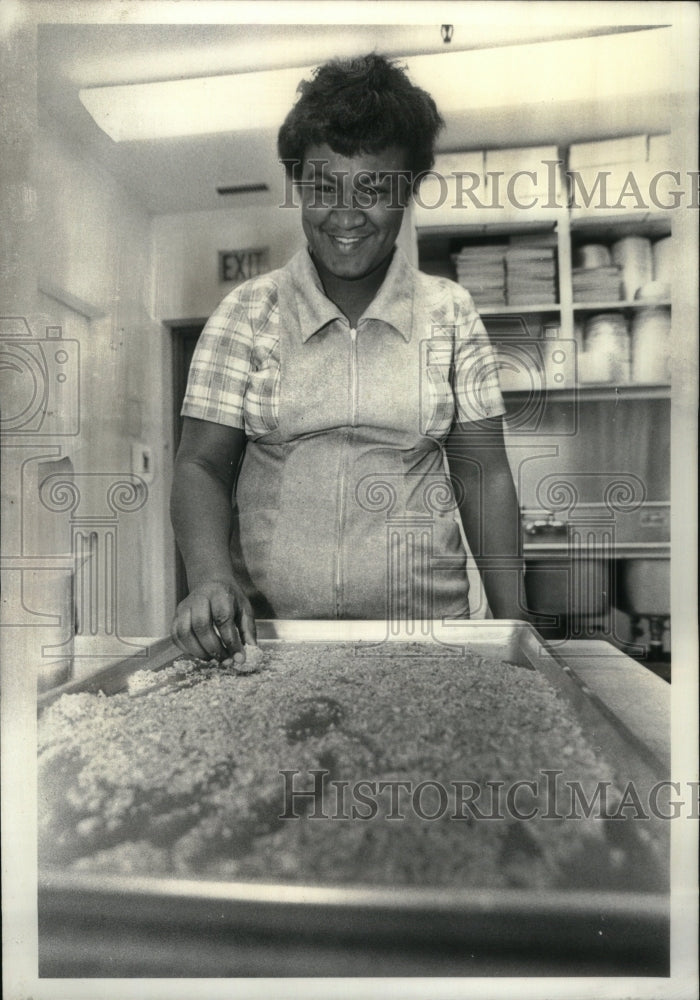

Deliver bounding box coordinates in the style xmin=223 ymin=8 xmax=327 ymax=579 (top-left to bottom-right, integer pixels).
xmin=583 ymin=312 xmax=631 ymax=383
xmin=631 ymin=306 xmax=671 ymax=384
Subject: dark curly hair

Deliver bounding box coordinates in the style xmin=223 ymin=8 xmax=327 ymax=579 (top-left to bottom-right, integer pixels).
xmin=278 ymin=53 xmax=444 ymax=183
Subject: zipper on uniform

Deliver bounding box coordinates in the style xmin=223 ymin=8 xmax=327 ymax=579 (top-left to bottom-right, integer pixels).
xmin=349 ymin=326 xmax=358 ymax=426
xmin=335 ymin=326 xmax=358 ymax=617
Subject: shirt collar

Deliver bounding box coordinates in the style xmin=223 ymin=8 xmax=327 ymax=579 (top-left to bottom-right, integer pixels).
xmin=286 ymin=246 xmax=415 ymax=343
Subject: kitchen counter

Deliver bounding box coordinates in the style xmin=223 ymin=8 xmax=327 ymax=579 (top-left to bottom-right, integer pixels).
xmin=524 ymin=541 xmax=670 ymax=558
xmin=548 ymin=637 xmax=669 ymax=770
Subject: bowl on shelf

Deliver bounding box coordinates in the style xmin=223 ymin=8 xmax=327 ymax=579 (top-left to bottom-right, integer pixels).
xmin=634 ymin=281 xmax=671 ymax=302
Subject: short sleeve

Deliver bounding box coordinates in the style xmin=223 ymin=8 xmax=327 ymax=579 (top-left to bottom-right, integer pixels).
xmin=451 ymin=287 xmax=506 ymax=425
xmin=180 ymin=281 xmax=274 ymax=430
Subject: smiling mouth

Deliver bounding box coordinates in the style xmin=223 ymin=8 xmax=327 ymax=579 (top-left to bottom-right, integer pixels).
xmin=327 ymin=234 xmax=368 ymax=248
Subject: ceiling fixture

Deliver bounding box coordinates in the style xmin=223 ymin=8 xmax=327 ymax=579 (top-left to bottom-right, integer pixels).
xmin=79 ymin=30 xmax=676 ymax=143
xmin=79 ymin=64 xmax=305 ymax=141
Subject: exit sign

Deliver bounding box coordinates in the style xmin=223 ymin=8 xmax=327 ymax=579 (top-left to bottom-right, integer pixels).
xmin=219 ymin=247 xmax=270 ymax=284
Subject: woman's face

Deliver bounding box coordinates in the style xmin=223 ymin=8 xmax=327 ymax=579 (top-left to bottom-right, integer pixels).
xmin=300 ymin=144 xmax=411 ymax=283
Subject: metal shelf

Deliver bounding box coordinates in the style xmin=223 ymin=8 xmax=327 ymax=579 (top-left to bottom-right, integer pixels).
xmin=415 ymin=219 xmax=560 ymax=238
xmin=502 ymin=383 xmax=671 ymax=402
xmin=568 ymin=211 xmax=672 ymax=240
xmin=478 ymin=303 xmax=561 ymax=316
xmin=572 ymin=300 xmax=671 ymax=313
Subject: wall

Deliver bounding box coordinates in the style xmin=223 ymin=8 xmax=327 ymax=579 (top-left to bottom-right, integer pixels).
xmin=152 ymin=205 xmax=304 ymax=322
xmin=151 ymin=199 xmax=416 ymax=321
xmin=36 ymin=125 xmax=175 ymax=639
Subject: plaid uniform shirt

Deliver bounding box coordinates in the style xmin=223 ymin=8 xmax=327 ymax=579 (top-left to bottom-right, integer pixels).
xmin=181 ymin=247 xmax=505 ymax=438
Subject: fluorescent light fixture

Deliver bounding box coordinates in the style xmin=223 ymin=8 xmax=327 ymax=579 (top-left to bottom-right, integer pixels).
xmin=80 ymin=30 xmax=677 ymax=143
xmin=80 ymin=64 xmax=306 ymax=141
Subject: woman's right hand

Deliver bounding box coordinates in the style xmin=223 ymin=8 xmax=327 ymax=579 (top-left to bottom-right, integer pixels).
xmin=171 ymin=578 xmax=257 ymax=665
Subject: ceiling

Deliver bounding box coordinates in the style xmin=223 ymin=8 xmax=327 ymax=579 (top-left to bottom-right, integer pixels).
xmin=37 ymin=20 xmax=685 ymax=216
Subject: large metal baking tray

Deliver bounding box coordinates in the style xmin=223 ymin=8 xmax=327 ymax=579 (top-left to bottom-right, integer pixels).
xmin=38 ymin=621 xmax=670 ymax=977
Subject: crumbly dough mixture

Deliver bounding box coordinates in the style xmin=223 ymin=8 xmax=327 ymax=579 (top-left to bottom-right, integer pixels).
xmin=38 ymin=642 xmax=665 ymax=891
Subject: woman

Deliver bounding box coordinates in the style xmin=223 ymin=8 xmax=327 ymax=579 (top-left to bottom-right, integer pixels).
xmin=171 ymin=54 xmax=524 ymax=664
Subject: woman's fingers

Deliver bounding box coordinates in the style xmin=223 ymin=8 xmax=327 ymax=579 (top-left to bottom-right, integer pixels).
xmin=185 ymin=594 xmax=227 ymax=660
xmin=172 ymin=582 xmax=257 ymax=665
xmin=171 ymin=604 xmax=213 ymax=660
xmin=210 ymin=587 xmax=243 ymax=658
xmin=236 ymin=597 xmax=258 ymax=649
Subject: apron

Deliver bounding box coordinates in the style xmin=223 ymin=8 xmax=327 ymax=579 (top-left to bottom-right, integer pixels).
xmin=231 ymin=262 xmax=470 ymax=621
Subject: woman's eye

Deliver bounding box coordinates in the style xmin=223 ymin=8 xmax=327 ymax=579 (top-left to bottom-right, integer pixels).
xmin=360 ymin=186 xmax=392 ymax=205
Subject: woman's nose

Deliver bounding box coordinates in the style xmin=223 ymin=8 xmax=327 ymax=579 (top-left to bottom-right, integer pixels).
xmin=329 ymin=203 xmax=366 ymax=228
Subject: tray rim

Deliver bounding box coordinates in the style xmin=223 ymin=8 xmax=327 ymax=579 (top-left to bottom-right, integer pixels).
xmin=39 ymin=867 xmax=669 ymax=919
xmin=38 ymin=868 xmax=669 ymax=964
